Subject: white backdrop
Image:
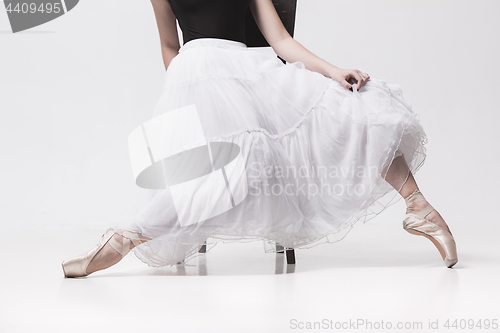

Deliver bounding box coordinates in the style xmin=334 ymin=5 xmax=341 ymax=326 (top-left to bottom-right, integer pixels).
xmin=1 ymin=0 xmax=499 ymax=232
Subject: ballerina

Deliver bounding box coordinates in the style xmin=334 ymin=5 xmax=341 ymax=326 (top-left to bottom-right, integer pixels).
xmin=62 ymin=0 xmax=457 ymax=278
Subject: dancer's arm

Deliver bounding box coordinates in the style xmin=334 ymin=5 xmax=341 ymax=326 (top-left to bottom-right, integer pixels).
xmin=250 ymin=0 xmax=369 ymax=91
xmin=150 ymin=0 xmax=180 ymax=70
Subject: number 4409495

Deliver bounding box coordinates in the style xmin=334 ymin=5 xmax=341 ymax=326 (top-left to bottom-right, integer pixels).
xmin=444 ymin=319 xmax=498 ymax=330
xmin=6 ymin=2 xmax=62 ymax=14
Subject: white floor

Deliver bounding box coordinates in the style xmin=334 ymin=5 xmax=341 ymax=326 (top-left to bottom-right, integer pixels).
xmin=2 ymin=207 xmax=499 ymax=333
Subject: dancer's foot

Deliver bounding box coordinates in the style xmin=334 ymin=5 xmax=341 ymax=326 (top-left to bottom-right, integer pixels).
xmin=403 ymin=188 xmax=458 ymax=268
xmin=62 ymin=229 xmax=148 ymax=278
xmin=406 ymin=197 xmax=452 ymax=235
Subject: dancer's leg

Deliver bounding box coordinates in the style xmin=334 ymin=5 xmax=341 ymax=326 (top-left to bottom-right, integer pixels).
xmin=385 ymin=155 xmax=451 ymax=233
xmin=383 ymin=154 xmax=416 ymax=198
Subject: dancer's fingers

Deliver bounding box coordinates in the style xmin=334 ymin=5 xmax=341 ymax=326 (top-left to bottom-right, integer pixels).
xmin=343 ymin=79 xmax=353 ymax=91
xmin=353 ymin=71 xmax=364 ymax=90
xmin=358 ymin=71 xmax=370 ymax=87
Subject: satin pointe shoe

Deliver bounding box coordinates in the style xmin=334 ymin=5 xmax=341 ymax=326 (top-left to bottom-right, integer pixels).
xmin=62 ymin=229 xmax=144 ymax=278
xmin=403 ymin=189 xmax=458 ymax=268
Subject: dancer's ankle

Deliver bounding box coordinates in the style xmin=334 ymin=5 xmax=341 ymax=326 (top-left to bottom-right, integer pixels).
xmin=404 ymin=188 xmax=427 ymax=214
xmin=406 ymin=199 xmax=428 ymax=215
xmin=86 ymin=234 xmax=123 ymax=274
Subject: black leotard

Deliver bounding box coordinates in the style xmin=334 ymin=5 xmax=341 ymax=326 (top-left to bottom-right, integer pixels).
xmin=167 ymin=0 xmax=252 ymax=45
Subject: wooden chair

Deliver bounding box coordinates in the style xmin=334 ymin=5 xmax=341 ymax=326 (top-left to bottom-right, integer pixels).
xmin=198 ymin=0 xmax=298 ymax=266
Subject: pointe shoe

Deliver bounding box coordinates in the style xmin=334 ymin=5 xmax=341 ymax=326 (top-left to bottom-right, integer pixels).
xmin=403 ymin=189 xmax=458 ymax=268
xmin=62 ymin=229 xmax=144 ymax=278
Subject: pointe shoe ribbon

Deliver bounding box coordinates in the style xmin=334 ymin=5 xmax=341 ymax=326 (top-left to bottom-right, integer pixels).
xmin=108 ymin=231 xmax=145 ymax=256
xmin=403 ymin=189 xmax=458 ymax=268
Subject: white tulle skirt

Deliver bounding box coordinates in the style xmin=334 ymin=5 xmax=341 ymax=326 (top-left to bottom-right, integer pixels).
xmin=112 ymin=38 xmax=427 ymax=267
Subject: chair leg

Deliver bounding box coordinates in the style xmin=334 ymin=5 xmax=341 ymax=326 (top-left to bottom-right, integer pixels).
xmin=276 ymin=243 xmax=295 ymax=264
xmin=286 ymin=249 xmax=296 ymax=265
xmin=198 ymin=241 xmax=207 ymax=253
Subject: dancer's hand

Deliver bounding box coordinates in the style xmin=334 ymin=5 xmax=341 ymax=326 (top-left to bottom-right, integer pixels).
xmin=328 ymin=68 xmax=370 ymax=91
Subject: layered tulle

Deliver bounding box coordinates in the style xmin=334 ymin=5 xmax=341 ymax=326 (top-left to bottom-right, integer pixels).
xmin=112 ymin=38 xmax=427 ymax=267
